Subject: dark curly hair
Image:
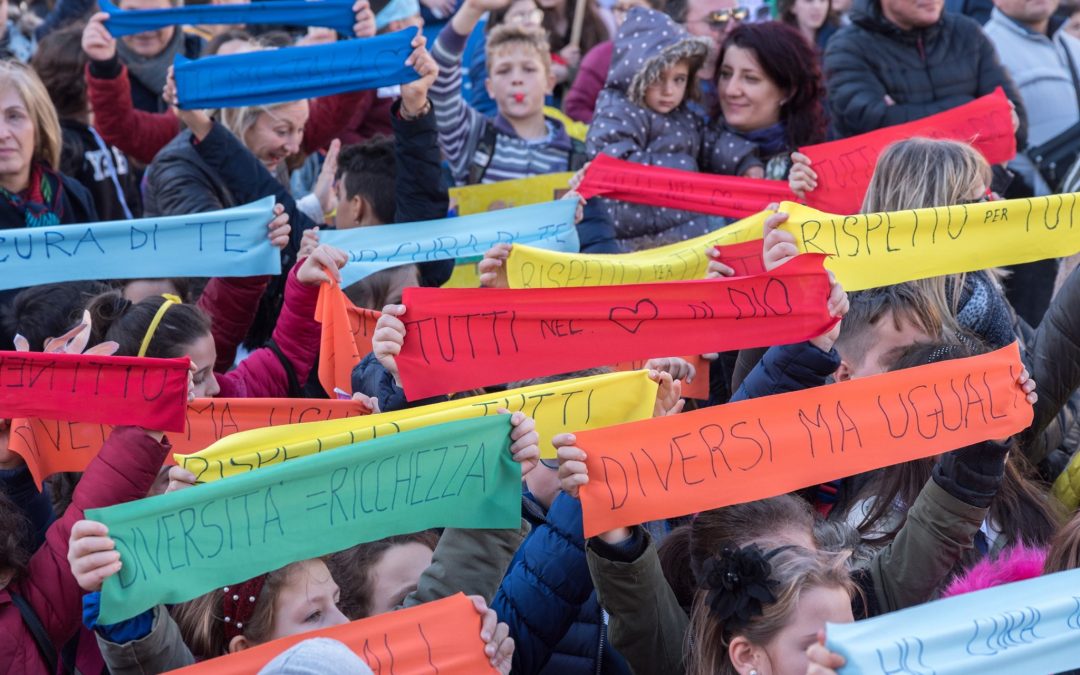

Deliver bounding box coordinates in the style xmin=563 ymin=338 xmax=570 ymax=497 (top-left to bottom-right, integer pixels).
xmin=31 ymin=23 xmax=89 ymax=120
xmin=720 ymin=21 xmax=827 ymax=148
xmin=0 ymin=491 xmax=32 ymax=583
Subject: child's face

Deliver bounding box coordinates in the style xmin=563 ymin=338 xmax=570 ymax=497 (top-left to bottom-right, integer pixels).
xmin=644 ymin=60 xmax=691 ymax=115
xmin=486 ymin=46 xmax=554 ymax=120
xmin=268 ymin=560 xmax=348 ymax=641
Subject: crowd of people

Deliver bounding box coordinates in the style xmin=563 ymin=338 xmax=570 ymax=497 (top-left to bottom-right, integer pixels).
xmin=0 ymin=0 xmax=1079 ymax=672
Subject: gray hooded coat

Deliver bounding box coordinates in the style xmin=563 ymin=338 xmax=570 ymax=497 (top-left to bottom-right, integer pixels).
xmin=586 ymin=7 xmax=759 ymax=250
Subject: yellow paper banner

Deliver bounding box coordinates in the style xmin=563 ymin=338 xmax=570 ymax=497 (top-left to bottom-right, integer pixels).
xmin=176 ymin=370 xmax=657 ymax=481
xmin=779 ymin=194 xmax=1080 ymax=290
xmin=505 ymin=210 xmax=767 ymax=288
xmin=450 ymin=173 xmax=574 ymax=216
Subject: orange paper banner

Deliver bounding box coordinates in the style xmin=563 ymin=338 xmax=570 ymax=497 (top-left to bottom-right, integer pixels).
xmin=315 ymin=281 xmax=382 ymax=396
xmin=172 ymin=594 xmax=497 ymax=675
xmin=9 ymin=397 xmax=368 ymax=487
xmin=612 ymin=354 xmax=710 ymax=400
xmin=574 ymin=342 xmax=1032 ymax=538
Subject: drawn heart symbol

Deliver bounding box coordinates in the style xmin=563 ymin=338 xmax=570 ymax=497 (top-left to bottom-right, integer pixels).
xmin=608 ymin=299 xmax=659 ymax=334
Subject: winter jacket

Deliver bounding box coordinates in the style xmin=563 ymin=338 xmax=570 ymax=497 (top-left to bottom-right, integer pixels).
xmin=94 ymin=605 xmax=194 ymax=675
xmin=86 ymin=56 xmax=374 ymax=166
xmin=587 ymin=8 xmax=737 ymax=250
xmin=728 ymin=341 xmax=839 ymax=404
xmin=59 ymin=119 xmax=141 ymax=221
xmin=0 ymin=428 xmax=169 ymax=675
xmin=493 ymin=493 xmax=630 ymax=675
xmin=823 ymin=0 xmax=1028 ymax=146
xmin=565 ymin=41 xmax=613 ymax=123
xmin=984 ymin=10 xmax=1080 ymax=147
xmin=197 ymin=275 xmax=268 ymax=374
xmin=431 ymin=21 xmax=586 ymax=186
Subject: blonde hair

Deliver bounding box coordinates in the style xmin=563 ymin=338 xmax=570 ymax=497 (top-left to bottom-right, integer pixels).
xmin=485 ymin=23 xmax=552 ymax=73
xmin=686 ymin=546 xmax=853 ymax=675
xmin=861 ymin=138 xmax=995 ymax=339
xmin=1045 ymin=511 xmax=1080 ymax=574
xmin=0 ymin=60 xmax=62 ymax=169
xmin=217 ymin=99 xmax=309 ymax=151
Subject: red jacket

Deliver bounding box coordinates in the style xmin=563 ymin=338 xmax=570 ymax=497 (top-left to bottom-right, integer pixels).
xmin=85 ymin=63 xmax=376 ymax=165
xmin=564 ymin=40 xmax=613 ymax=124
xmin=197 ymin=262 xmax=322 ymax=398
xmin=0 ymin=428 xmax=170 ymax=675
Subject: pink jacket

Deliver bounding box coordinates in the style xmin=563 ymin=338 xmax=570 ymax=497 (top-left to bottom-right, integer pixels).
xmin=564 ymin=41 xmax=613 ymax=123
xmin=198 ymin=263 xmax=321 ymax=399
xmin=0 ymin=428 xmax=170 ymax=675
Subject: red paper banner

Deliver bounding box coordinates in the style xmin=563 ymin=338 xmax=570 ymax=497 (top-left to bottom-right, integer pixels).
xmin=0 ymin=351 xmax=189 ymax=432
xmin=713 ymin=240 xmax=767 ymax=277
xmin=574 ymin=342 xmax=1031 ymax=537
xmin=173 ymin=594 xmax=497 ymax=675
xmin=8 ymin=397 xmax=368 ymax=487
xmin=396 ymin=254 xmax=837 ymax=400
xmin=315 ymin=281 xmax=381 ymax=397
xmin=577 ymin=153 xmax=796 ymax=218
xmin=799 ymin=88 xmax=1016 ymax=215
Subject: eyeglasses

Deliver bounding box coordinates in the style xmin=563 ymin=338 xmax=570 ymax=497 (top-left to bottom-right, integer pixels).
xmin=694 ymin=7 xmax=749 ymax=27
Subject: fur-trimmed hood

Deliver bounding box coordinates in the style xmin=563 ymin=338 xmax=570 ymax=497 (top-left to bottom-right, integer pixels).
xmin=605 ymin=6 xmax=711 ymax=107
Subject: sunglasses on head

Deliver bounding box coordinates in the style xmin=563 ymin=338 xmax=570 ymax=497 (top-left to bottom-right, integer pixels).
xmin=706 ymin=7 xmax=749 ymax=25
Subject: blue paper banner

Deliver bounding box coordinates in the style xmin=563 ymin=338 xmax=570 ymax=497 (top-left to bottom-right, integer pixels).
xmin=101 ymin=0 xmax=356 ymax=37
xmin=0 ymin=197 xmax=280 ymax=290
xmin=174 ymin=28 xmax=420 ymax=109
xmin=827 ymin=568 xmax=1080 ymax=675
xmin=320 ymin=200 xmax=581 ymax=286
xmin=375 ymin=0 xmax=420 ymax=29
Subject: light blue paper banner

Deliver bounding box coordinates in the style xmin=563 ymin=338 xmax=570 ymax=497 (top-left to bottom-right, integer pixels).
xmin=101 ymin=0 xmax=356 ymax=37
xmin=0 ymin=197 xmax=280 ymax=290
xmin=320 ymin=200 xmax=581 ymax=286
xmin=174 ymin=27 xmax=420 ymax=109
xmin=375 ymin=0 xmax=420 ymax=29
xmin=827 ymin=568 xmax=1080 ymax=675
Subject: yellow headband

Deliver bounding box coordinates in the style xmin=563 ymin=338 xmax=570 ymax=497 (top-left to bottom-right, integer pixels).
xmin=137 ymin=294 xmax=183 ymax=358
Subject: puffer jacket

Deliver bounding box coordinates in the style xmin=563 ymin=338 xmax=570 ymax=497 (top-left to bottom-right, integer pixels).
xmin=492 ymin=493 xmax=630 ymax=675
xmin=823 ymin=0 xmax=1028 ymax=146
xmin=141 ymin=129 xmax=236 ymax=219
xmin=0 ymin=428 xmax=169 ymax=675
xmin=585 ymin=7 xmax=739 ymax=250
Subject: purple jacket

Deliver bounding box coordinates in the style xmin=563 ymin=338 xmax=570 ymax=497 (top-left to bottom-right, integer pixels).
xmin=564 ymin=41 xmax=613 ymax=123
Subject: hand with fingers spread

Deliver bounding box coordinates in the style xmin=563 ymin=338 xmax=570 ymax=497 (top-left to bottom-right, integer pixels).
xmin=479 ymin=243 xmax=512 ymax=288
xmin=806 ymin=632 xmax=845 ymax=674
xmin=471 ymin=595 xmax=515 ymax=673
xmin=705 ymin=247 xmax=735 ymax=278
xmin=373 ymin=304 xmax=407 ymax=385
xmin=312 ymin=140 xmax=341 ymax=219
xmin=789 ymin=151 xmax=817 ymax=199
xmin=401 ymin=34 xmax=439 ymax=118
xmin=297 ymin=244 xmax=349 ymax=286
xmin=649 ymin=370 xmax=686 ymax=417
xmin=81 ymin=12 xmax=116 ymax=62
xmin=266 ymin=203 xmax=292 ymax=250
xmin=67 ymin=520 xmax=122 ymax=592
xmin=501 ymin=410 xmax=540 ymax=476
xmin=353 ymin=0 xmax=376 ymax=37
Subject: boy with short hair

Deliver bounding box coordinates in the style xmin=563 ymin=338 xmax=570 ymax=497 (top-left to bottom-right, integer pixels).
xmin=430 ymin=0 xmax=587 ymax=185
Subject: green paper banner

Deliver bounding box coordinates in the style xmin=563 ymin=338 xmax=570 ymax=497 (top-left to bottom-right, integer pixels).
xmin=88 ymin=415 xmax=520 ymax=624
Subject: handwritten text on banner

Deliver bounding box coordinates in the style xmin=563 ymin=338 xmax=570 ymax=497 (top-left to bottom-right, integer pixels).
xmin=175 ymin=28 xmax=420 ymax=109
xmin=574 ymin=342 xmax=1031 ymax=537
xmin=320 ymin=200 xmax=580 ymax=286
xmin=0 ymin=352 xmax=190 ymax=432
xmin=8 ymin=398 xmax=368 ymax=487
xmin=177 ymin=370 xmax=657 ymax=478
xmin=89 ymin=415 xmax=520 ymax=623
xmin=826 ymin=568 xmax=1080 ymax=675
xmin=173 ymin=594 xmax=497 ymax=675
xmin=398 ymin=254 xmax=837 ymax=400
xmin=0 ymin=197 xmax=279 ymax=289
xmin=505 ymin=210 xmax=765 ymax=288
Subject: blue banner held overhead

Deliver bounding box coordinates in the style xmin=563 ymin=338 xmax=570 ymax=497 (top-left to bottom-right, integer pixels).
xmin=0 ymin=197 xmax=280 ymax=290
xmin=826 ymin=567 xmax=1080 ymax=675
xmin=100 ymin=0 xmax=357 ymax=38
xmin=319 ymin=200 xmax=581 ymax=286
xmin=174 ymin=27 xmax=420 ymax=109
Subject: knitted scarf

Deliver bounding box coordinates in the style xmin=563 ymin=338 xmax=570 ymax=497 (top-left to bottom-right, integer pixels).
xmin=0 ymin=163 xmax=64 ymax=228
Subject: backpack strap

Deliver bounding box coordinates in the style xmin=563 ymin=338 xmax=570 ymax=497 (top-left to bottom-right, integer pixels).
xmin=10 ymin=590 xmax=62 ymax=674
xmin=265 ymin=338 xmax=303 ymax=398
xmin=568 ymin=138 xmax=589 ymax=172
xmin=466 ymin=119 xmax=499 ymax=185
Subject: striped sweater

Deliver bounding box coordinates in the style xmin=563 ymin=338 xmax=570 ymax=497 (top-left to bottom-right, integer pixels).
xmin=430 ymin=23 xmax=577 ymax=185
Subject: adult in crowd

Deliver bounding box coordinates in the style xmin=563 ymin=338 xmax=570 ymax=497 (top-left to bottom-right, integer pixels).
xmin=665 ymin=0 xmax=747 ymax=114
xmin=778 ymin=0 xmax=839 ymax=51
xmin=716 ymin=21 xmax=828 ymax=179
xmin=823 ymin=0 xmax=1027 ymax=144
xmin=539 ymin=0 xmax=609 ymax=91
xmin=984 ymin=0 xmax=1080 ymax=191
xmin=31 ymin=23 xmax=142 ymax=221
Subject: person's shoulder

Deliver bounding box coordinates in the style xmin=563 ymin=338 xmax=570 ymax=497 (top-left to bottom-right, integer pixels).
xmin=58 ymin=173 xmax=98 ymax=222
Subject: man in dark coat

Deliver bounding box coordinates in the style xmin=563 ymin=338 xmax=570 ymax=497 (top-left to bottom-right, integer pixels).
xmin=823 ymin=0 xmax=1028 ymax=146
